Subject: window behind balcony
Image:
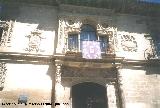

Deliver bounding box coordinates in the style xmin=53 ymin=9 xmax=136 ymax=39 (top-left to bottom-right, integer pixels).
xmin=99 ymin=36 xmax=108 ymax=53
xmin=68 ymin=34 xmax=78 ymax=51
xmin=80 ymin=24 xmax=97 ymax=50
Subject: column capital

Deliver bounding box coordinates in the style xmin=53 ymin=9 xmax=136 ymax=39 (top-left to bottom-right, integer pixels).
xmin=55 ymin=60 xmax=63 ymax=67
xmin=106 ymin=81 xmax=116 ymax=86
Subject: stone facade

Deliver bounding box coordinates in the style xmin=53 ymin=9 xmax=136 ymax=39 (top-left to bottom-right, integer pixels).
xmin=0 ymin=1 xmax=160 ymax=108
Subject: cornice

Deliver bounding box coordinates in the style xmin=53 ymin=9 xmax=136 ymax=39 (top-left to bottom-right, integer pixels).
xmin=1 ymin=0 xmax=160 ymax=17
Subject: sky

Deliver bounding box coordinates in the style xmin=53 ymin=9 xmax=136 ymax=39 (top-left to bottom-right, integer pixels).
xmin=139 ymin=0 xmax=160 ymax=4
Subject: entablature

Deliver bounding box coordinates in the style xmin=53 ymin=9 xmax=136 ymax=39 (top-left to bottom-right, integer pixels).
xmin=0 ymin=52 xmax=53 ymax=64
xmin=54 ymin=54 xmax=123 ymax=69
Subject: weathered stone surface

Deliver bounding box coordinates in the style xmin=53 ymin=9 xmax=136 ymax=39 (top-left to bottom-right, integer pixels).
xmin=0 ymin=2 xmax=160 ymax=108
xmin=119 ymin=68 xmax=160 ymax=108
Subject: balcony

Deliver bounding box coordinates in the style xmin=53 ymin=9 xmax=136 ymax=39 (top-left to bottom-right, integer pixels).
xmin=65 ymin=38 xmax=115 ymax=59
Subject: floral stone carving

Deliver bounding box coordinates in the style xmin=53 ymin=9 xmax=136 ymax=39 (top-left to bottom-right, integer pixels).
xmin=0 ymin=62 xmax=7 ymax=90
xmin=0 ymin=20 xmax=13 ymax=47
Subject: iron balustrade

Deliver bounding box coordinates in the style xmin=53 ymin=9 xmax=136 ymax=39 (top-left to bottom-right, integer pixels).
xmin=66 ymin=38 xmax=110 ymax=54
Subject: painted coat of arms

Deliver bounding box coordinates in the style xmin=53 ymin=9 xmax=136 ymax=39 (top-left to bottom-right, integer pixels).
xmin=82 ymin=41 xmax=101 ymax=59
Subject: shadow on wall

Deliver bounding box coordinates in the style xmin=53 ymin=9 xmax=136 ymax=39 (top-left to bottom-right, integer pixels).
xmin=145 ymin=65 xmax=160 ymax=75
xmin=0 ymin=3 xmax=20 ymax=21
xmin=46 ymin=63 xmax=55 ymax=108
xmin=1 ymin=3 xmax=57 ymax=31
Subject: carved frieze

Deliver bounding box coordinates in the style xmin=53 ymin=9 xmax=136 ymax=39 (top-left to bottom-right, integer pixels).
xmin=25 ymin=29 xmax=45 ymax=52
xmin=0 ymin=20 xmax=14 ymax=47
xmin=62 ymin=66 xmax=116 ymax=78
xmin=0 ymin=62 xmax=7 ymax=90
xmin=121 ymin=34 xmax=137 ymax=52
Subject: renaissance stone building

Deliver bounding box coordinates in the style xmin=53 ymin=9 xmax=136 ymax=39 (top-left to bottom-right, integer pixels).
xmin=0 ymin=0 xmax=160 ymax=108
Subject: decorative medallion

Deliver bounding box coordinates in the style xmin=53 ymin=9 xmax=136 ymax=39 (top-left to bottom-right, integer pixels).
xmin=121 ymin=34 xmax=137 ymax=52
xmin=25 ymin=29 xmax=45 ymax=52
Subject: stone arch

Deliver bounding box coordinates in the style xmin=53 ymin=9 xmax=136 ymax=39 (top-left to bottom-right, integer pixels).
xmin=71 ymin=78 xmax=107 ymax=88
xmin=72 ymin=82 xmax=108 ymax=108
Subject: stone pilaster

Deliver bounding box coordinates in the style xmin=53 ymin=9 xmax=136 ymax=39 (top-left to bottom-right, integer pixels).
xmin=55 ymin=60 xmax=64 ymax=108
xmin=0 ymin=62 xmax=7 ymax=90
xmin=117 ymin=69 xmax=125 ymax=108
xmin=107 ymin=82 xmax=117 ymax=108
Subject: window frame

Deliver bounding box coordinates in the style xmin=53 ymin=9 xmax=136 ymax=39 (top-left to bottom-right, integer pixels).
xmin=98 ymin=35 xmax=108 ymax=53
xmin=67 ymin=33 xmax=79 ymax=52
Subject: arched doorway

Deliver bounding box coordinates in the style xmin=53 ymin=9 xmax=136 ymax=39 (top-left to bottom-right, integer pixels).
xmin=72 ymin=82 xmax=108 ymax=108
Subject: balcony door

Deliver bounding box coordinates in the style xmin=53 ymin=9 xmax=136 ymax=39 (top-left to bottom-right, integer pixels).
xmin=80 ymin=24 xmax=97 ymax=50
xmin=67 ymin=24 xmax=108 ymax=52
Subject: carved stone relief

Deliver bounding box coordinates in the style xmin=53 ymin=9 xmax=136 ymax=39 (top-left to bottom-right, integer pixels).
xmin=62 ymin=66 xmax=117 ymax=78
xmin=0 ymin=20 xmax=14 ymax=47
xmin=97 ymin=24 xmax=117 ymax=54
xmin=57 ymin=17 xmax=82 ymax=53
xmin=55 ymin=64 xmax=62 ymax=84
xmin=57 ymin=19 xmax=65 ymax=53
xmin=0 ymin=62 xmax=7 ymax=90
xmin=55 ymin=62 xmax=65 ymax=108
xmin=25 ymin=29 xmax=45 ymax=53
xmin=121 ymin=34 xmax=138 ymax=52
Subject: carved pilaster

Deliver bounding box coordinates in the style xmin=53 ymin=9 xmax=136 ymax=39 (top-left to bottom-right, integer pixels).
xmin=107 ymin=82 xmax=118 ymax=108
xmin=0 ymin=20 xmax=14 ymax=47
xmin=0 ymin=62 xmax=7 ymax=90
xmin=55 ymin=60 xmax=64 ymax=108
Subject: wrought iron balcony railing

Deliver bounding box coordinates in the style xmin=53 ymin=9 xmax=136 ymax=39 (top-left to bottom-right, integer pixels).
xmin=65 ymin=38 xmax=115 ymax=55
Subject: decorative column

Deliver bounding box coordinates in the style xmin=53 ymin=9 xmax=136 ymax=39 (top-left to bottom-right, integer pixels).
xmin=107 ymin=82 xmax=117 ymax=108
xmin=55 ymin=60 xmax=64 ymax=108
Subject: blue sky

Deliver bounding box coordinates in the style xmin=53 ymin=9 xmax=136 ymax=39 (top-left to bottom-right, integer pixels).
xmin=139 ymin=0 xmax=160 ymax=4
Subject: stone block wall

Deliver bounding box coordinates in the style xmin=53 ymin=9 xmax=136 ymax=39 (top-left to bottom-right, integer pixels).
xmin=2 ymin=3 xmax=58 ymax=30
xmin=0 ymin=63 xmax=52 ymax=108
xmin=119 ymin=68 xmax=160 ymax=108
